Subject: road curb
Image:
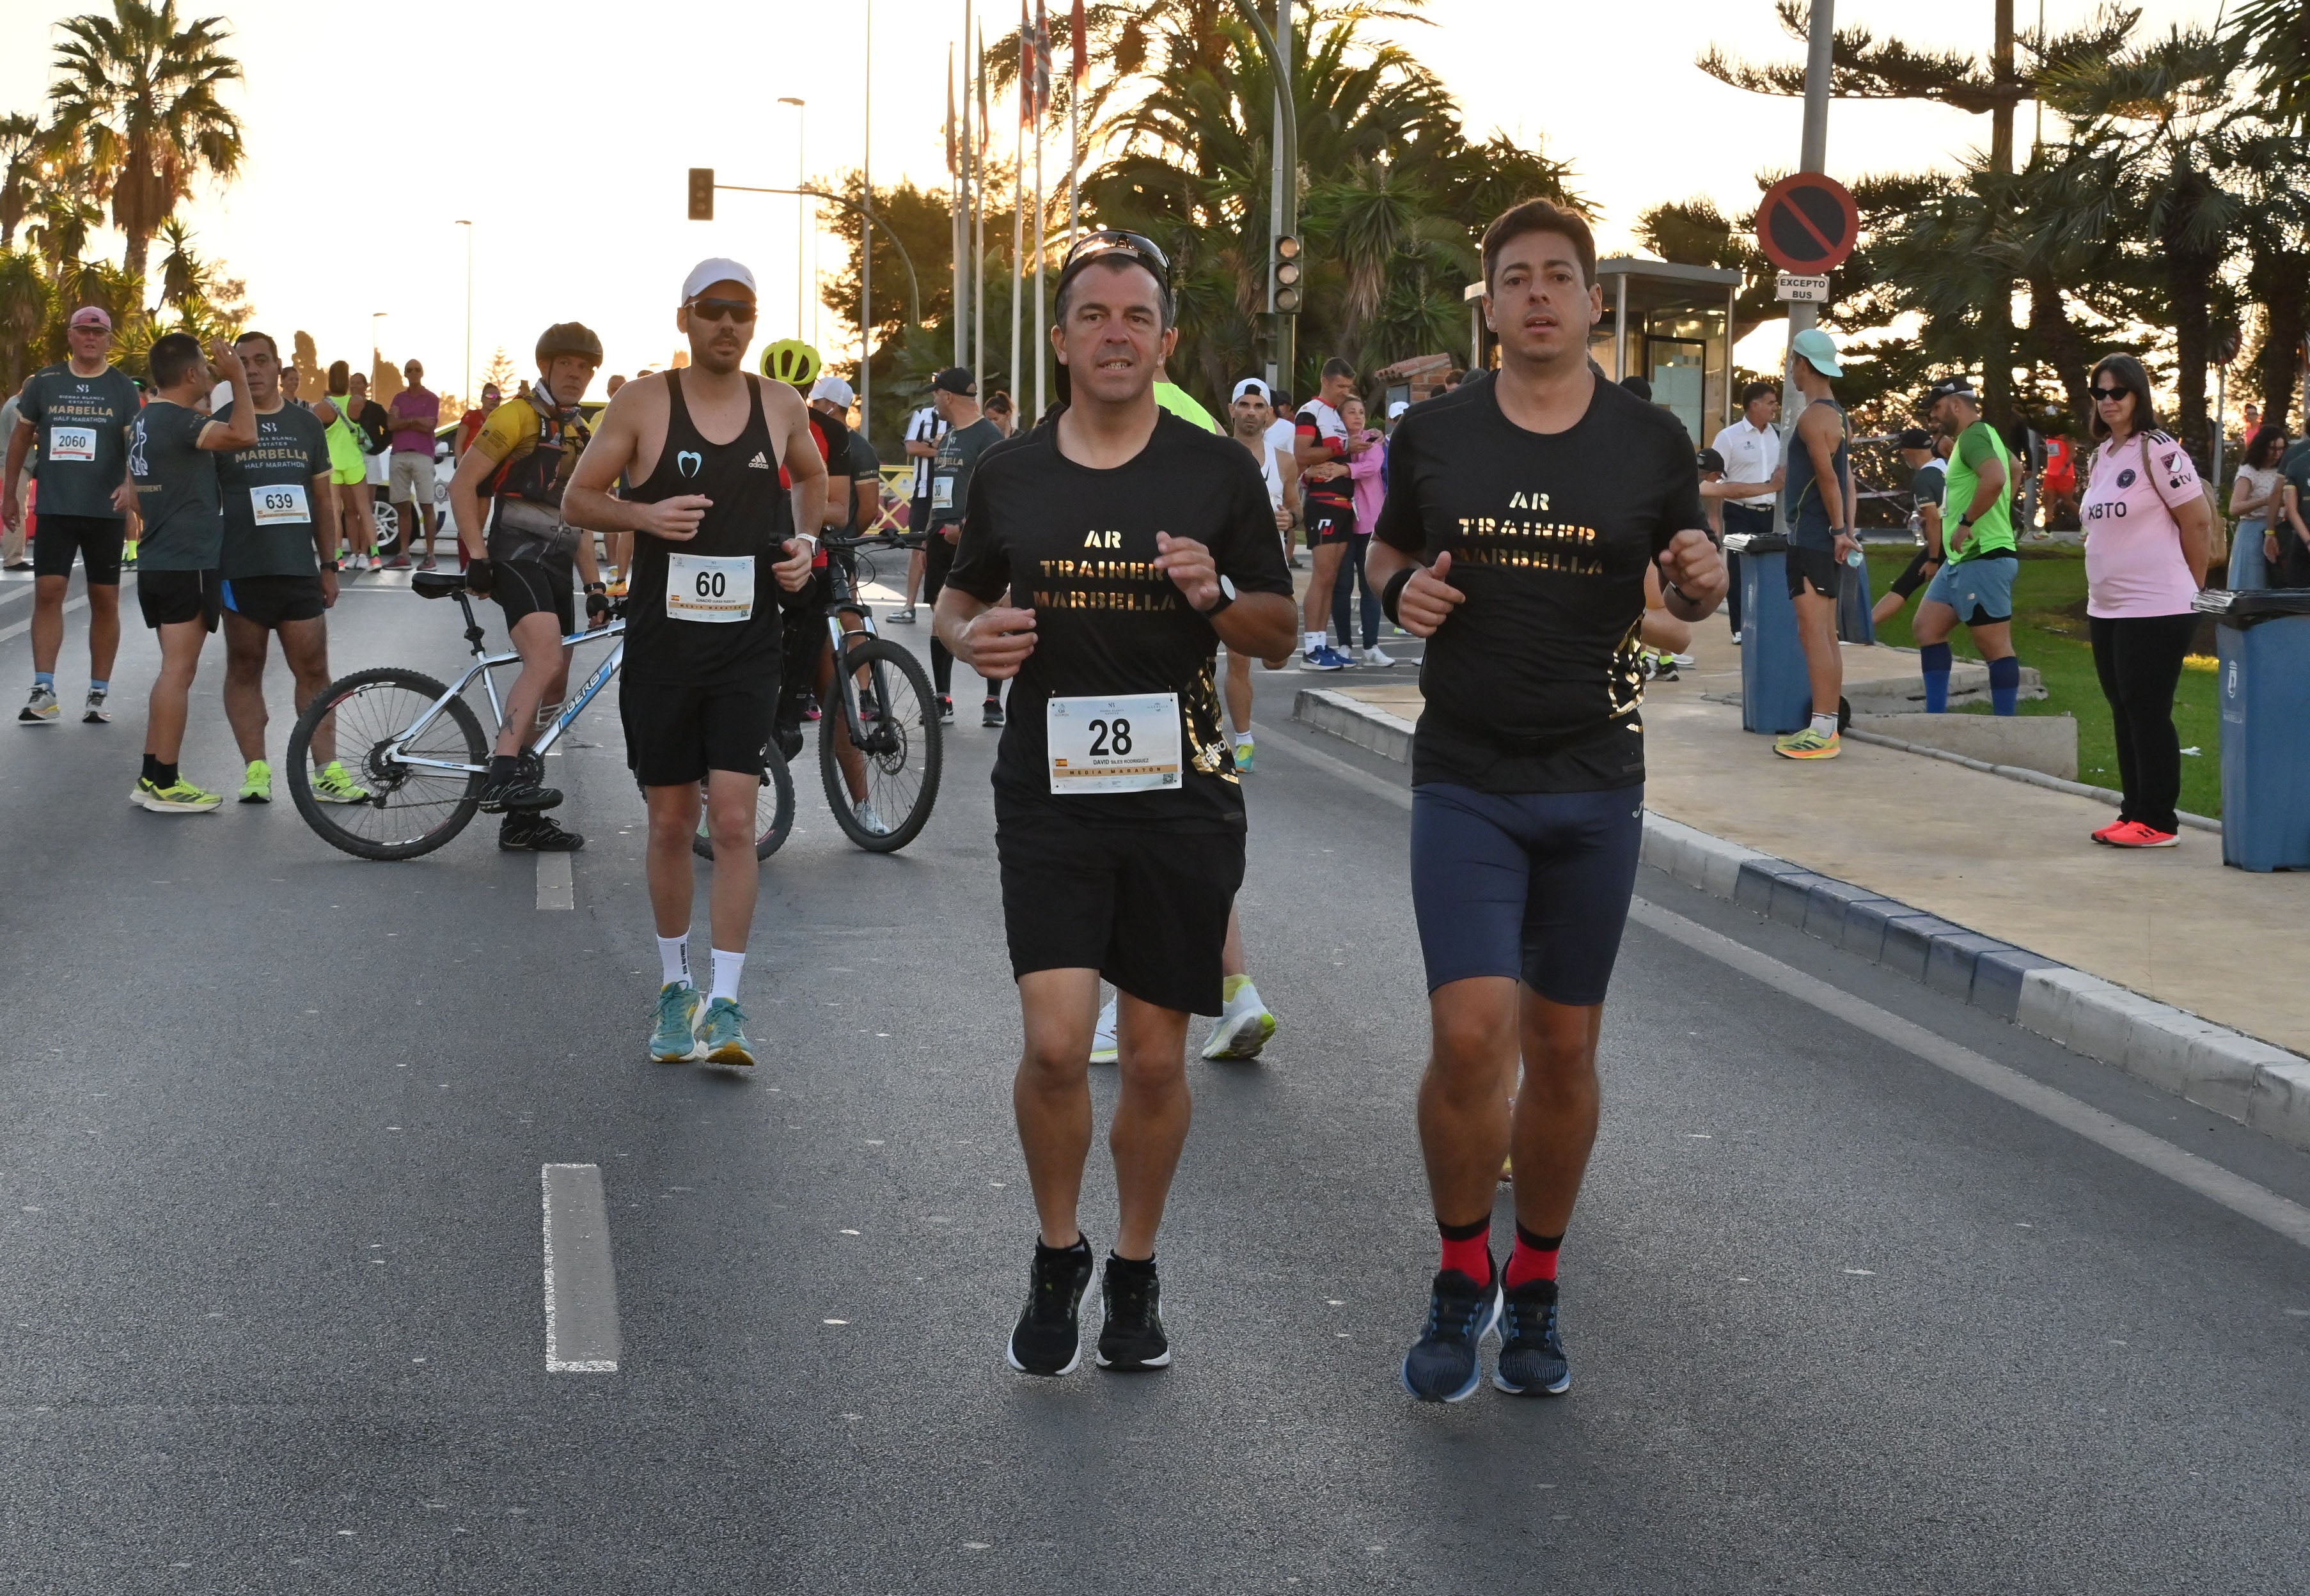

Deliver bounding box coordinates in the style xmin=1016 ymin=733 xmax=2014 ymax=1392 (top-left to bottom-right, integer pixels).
xmin=1292 ymin=686 xmax=2310 ymax=1153
xmin=1841 ymin=724 xmax=2222 ymax=835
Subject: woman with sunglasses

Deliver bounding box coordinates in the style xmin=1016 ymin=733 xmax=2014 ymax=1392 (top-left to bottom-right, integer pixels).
xmin=2077 ymin=354 xmax=2215 ymax=848
xmin=2227 ymin=424 xmax=2288 ymax=591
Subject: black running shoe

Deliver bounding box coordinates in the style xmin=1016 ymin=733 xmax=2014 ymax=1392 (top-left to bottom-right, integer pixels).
xmin=982 ymin=697 xmax=1005 ymax=728
xmin=775 ymin=722 xmax=806 ymax=763
xmin=499 ymin=812 xmax=584 ymax=851
xmin=1493 ymin=1276 xmax=1571 ymax=1396
xmin=476 ymin=754 xmax=562 ymax=814
xmin=1401 ymin=1264 xmax=1500 ymax=1403
xmin=1006 ymin=1237 xmax=1094 ymax=1376
xmin=1095 ymin=1256 xmax=1172 ymax=1372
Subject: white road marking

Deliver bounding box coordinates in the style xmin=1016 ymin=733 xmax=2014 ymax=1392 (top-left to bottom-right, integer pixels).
xmin=0 ymin=575 xmax=133 ymax=644
xmin=535 ymin=852 xmax=572 ymax=910
xmin=540 ymin=1163 xmax=622 ymax=1373
xmin=1259 ymin=720 xmax=2310 ymax=1254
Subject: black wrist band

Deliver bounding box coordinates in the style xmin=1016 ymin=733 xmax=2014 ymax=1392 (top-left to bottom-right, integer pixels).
xmin=1381 ymin=567 xmax=1414 ymax=627
xmin=1663 ymin=579 xmax=1691 ymax=609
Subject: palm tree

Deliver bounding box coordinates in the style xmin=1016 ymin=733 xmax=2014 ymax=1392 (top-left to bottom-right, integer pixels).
xmin=46 ymin=0 xmax=244 ymax=285
xmin=2227 ymin=0 xmax=2310 ymax=136
xmin=25 ymin=184 xmax=102 ymax=275
xmin=0 ymin=249 xmax=56 ymax=391
xmin=0 ymin=115 xmax=42 ymax=251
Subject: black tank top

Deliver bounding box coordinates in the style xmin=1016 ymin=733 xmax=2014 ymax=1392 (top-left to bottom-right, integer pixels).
xmin=624 ymin=371 xmax=790 ymax=685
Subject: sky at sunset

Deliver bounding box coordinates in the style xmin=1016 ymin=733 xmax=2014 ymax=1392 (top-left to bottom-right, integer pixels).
xmin=1 ymin=0 xmax=2224 ymax=408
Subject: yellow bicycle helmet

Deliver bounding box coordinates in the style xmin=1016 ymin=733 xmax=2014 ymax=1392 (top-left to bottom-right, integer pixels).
xmin=760 ymin=340 xmax=822 ymax=387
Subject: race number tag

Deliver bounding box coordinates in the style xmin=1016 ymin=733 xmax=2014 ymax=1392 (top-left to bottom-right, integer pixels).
xmin=665 ymin=552 xmax=755 ymax=623
xmin=930 ymin=471 xmax=956 ymax=513
xmin=1046 ymin=692 xmax=1182 ymax=794
xmin=49 ymin=426 xmax=96 ymax=462
xmin=250 ymin=483 xmax=311 ymax=525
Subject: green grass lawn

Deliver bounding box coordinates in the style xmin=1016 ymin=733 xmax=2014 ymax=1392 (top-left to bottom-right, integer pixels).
xmin=1862 ymin=545 xmax=2225 ymax=818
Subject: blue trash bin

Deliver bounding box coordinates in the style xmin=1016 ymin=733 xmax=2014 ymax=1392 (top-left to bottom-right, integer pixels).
xmin=2206 ymin=588 xmax=2310 ymax=871
xmin=1728 ymin=531 xmax=1811 ymax=735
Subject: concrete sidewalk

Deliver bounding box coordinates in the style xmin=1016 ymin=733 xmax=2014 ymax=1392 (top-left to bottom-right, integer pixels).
xmin=1299 ymin=611 xmax=2307 ymax=1060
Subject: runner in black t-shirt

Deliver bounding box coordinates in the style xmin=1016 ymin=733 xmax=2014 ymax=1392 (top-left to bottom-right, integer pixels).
xmin=923 ymin=366 xmax=1005 ymax=726
xmin=1367 ymin=199 xmax=1726 ymax=1404
xmin=565 ymin=258 xmax=822 ymax=1069
xmin=934 ymin=231 xmax=1294 ymax=1379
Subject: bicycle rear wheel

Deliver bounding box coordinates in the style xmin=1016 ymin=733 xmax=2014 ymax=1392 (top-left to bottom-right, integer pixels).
xmin=691 ymin=742 xmax=798 ymax=861
xmin=287 ymin=668 xmax=487 ymax=860
xmin=819 ymin=637 xmax=941 ymax=852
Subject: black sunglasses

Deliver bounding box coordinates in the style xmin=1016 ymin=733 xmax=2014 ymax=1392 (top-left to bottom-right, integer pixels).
xmin=687 ymin=297 xmax=757 ymax=324
xmin=2090 ymin=384 xmax=2130 ymax=401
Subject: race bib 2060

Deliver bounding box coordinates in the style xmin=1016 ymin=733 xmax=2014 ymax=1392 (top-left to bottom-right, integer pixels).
xmin=1046 ymin=692 xmax=1182 ymax=794
xmin=665 ymin=552 xmax=755 ymax=623
xmin=49 ymin=426 xmax=96 ymax=462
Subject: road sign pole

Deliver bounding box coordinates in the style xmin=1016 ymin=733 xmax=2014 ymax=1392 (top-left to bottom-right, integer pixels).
xmin=1779 ymin=0 xmax=1835 ymax=540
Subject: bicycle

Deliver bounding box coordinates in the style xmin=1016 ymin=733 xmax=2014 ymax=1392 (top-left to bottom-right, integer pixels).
xmin=798 ymin=530 xmax=943 ymax=852
xmin=287 ymin=569 xmax=792 ymax=861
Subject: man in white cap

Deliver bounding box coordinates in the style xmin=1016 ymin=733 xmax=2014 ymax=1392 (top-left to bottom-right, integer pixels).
xmin=808 ymin=375 xmax=879 ymax=538
xmin=563 ymin=258 xmax=825 ymax=1068
xmin=1222 ymin=376 xmax=1294 ymax=769
xmin=6 ymin=305 xmax=141 ymax=725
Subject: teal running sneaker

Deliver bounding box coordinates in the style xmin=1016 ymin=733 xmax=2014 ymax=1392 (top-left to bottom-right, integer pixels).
xmin=649 ymin=982 xmax=703 ymax=1063
xmin=697 ymin=997 xmax=755 ymax=1067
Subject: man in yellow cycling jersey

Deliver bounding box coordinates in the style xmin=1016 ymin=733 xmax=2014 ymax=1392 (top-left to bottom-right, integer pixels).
xmin=448 ymin=322 xmax=608 ymax=851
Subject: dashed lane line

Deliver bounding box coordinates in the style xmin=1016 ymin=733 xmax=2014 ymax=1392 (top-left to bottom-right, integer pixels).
xmin=541 ymin=1163 xmax=622 ymax=1372
xmin=536 ymin=851 xmax=573 ymax=911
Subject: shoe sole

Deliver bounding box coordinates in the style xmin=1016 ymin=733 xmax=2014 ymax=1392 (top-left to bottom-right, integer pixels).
xmin=1005 ymin=1333 xmax=1083 ymax=1377
xmin=1401 ymin=1288 xmax=1503 ymax=1403
xmin=19 ymin=713 xmax=58 ymax=724
xmin=313 ymin=791 xmax=368 ymax=804
xmin=701 ymin=1039 xmax=755 ymax=1066
xmin=1773 ymin=746 xmax=1839 ymax=760
xmin=239 ymin=792 xmax=271 ymax=804
xmin=82 ymin=712 xmax=108 ymax=723
xmin=1095 ymin=1345 xmax=1173 ymax=1370
xmin=2109 ymin=836 xmax=2179 ymax=848
xmin=132 ymin=792 xmax=221 ymax=813
xmin=1202 ymin=1010 xmax=1276 ymax=1061
xmin=1493 ymin=1366 xmax=1573 ymax=1397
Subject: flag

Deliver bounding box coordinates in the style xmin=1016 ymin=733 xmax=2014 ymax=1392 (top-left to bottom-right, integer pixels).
xmin=945 ymin=45 xmax=956 ymax=175
xmin=1019 ymin=0 xmax=1034 ymax=126
xmin=1033 ymin=0 xmax=1053 ymax=118
xmin=1071 ymin=0 xmax=1087 ymax=82
xmin=977 ymin=24 xmax=991 ymax=152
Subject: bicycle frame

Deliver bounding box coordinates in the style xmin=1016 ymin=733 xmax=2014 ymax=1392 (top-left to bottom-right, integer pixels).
xmin=383 ymin=591 xmax=625 ymax=777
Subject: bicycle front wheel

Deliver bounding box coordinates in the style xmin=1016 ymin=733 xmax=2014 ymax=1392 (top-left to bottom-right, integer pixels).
xmin=691 ymin=742 xmax=798 ymax=861
xmin=819 ymin=637 xmax=941 ymax=852
xmin=287 ymin=667 xmax=487 ymax=860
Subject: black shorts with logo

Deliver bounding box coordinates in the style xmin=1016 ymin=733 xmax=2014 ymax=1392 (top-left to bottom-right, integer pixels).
xmin=138 ymin=568 xmax=221 ymax=632
xmin=1784 ymin=544 xmax=1842 ymax=600
xmin=994 ymin=799 xmax=1245 ymax=1017
xmin=221 ymin=572 xmax=326 ymax=629
xmin=491 ymin=556 xmax=576 ymax=638
xmin=621 ymin=674 xmax=776 ymax=787
xmin=33 ymin=513 xmax=126 ymax=584
xmin=1305 ymin=500 xmax=1356 ymax=547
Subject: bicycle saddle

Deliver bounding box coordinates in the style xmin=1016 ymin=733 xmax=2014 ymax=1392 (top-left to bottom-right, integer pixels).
xmin=412 ymin=571 xmax=469 ymax=600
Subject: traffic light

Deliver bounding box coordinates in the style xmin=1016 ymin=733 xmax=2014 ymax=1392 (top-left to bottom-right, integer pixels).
xmin=1272 ymin=235 xmax=1301 ymax=315
xmin=687 ymin=168 xmax=714 ymax=223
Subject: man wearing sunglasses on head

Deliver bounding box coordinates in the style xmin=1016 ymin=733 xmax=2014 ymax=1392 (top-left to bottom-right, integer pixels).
xmin=934 ymin=230 xmax=1297 ymax=1379
xmin=563 ymin=259 xmax=825 ymax=1070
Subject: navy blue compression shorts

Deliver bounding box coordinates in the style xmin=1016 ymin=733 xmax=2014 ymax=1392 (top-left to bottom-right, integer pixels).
xmin=1408 ymin=782 xmax=1646 ymax=1005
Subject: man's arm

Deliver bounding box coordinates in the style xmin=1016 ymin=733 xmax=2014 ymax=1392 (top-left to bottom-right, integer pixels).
xmin=447 ymin=441 xmax=498 ymax=561
xmin=933 ymin=584 xmax=1040 ymax=678
xmin=308 ymin=469 xmax=340 ymax=606
xmin=1919 ymin=496 xmax=1944 ymax=562
xmin=771 ymin=388 xmax=826 ymax=593
xmin=904 ymin=434 xmax=939 ymax=459
xmin=197 ymin=344 xmax=260 ymax=451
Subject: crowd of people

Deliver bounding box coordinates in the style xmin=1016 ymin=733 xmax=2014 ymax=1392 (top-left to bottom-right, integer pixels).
xmin=3 ymin=181 xmax=2298 ymax=1403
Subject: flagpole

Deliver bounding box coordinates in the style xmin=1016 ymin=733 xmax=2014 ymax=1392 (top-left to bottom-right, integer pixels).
xmin=1068 ymin=0 xmax=1085 ymax=244
xmin=1033 ymin=107 xmax=1046 ymax=421
xmin=1010 ymin=50 xmax=1024 ymax=412
xmin=861 ymin=0 xmax=873 ymax=437
xmin=949 ymin=42 xmax=962 ymax=366
xmin=975 ymin=24 xmax=987 ymax=382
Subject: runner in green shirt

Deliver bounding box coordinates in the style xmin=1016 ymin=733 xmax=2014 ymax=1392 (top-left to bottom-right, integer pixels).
xmin=1916 ymin=375 xmax=2023 ymax=716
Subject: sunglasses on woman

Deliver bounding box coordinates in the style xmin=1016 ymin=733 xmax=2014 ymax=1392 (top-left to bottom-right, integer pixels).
xmin=2091 ymin=385 xmax=2130 ymax=402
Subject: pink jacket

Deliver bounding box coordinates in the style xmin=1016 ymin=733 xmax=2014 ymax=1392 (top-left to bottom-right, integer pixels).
xmin=1349 ymin=431 xmax=1386 ymax=531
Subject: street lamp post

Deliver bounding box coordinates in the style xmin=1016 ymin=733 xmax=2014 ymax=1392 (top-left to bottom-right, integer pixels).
xmin=455 ymin=220 xmax=473 ymax=409
xmin=861 ymin=0 xmax=874 ymax=436
xmin=779 ymin=98 xmax=807 ymax=340
xmin=371 ymin=311 xmax=388 ymax=394
xmin=1227 ymin=0 xmax=1295 ymax=396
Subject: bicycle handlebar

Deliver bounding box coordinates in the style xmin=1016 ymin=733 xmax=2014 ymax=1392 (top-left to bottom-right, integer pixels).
xmin=821 ymin=529 xmax=931 ymax=552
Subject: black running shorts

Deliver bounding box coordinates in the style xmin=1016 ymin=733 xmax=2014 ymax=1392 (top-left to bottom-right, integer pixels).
xmin=138 ymin=568 xmax=221 ymax=632
xmin=1888 ymin=548 xmax=1942 ymax=600
xmin=995 ymin=801 xmax=1244 ymax=1016
xmin=1305 ymin=501 xmax=1356 ymax=546
xmin=221 ymin=572 xmax=325 ymax=629
xmin=621 ymin=675 xmax=776 ymax=787
xmin=1784 ymin=544 xmax=1842 ymax=600
xmin=491 ymin=556 xmax=576 ymax=638
xmin=33 ymin=513 xmax=126 ymax=584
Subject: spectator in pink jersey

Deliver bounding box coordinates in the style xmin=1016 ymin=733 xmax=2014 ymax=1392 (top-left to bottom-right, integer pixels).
xmin=387 ymin=360 xmax=445 ymax=568
xmin=1330 ymin=395 xmax=1393 ymax=666
xmin=2078 ymin=353 xmax=2215 ymax=850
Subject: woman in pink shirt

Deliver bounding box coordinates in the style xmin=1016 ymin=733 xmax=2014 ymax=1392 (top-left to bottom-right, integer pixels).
xmin=1330 ymin=395 xmax=1394 ymax=666
xmin=2078 ymin=354 xmax=2215 ymax=849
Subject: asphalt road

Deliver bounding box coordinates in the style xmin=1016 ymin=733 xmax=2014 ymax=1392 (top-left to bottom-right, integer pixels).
xmin=3 ymin=567 xmax=2307 ymax=1595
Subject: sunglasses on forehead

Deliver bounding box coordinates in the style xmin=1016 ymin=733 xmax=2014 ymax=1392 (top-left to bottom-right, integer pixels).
xmin=687 ymin=297 xmax=757 ymax=324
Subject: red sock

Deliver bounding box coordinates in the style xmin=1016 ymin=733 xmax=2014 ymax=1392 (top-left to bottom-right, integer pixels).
xmin=1438 ymin=1219 xmax=1491 ymax=1283
xmin=1504 ymin=1226 xmax=1561 ymax=1289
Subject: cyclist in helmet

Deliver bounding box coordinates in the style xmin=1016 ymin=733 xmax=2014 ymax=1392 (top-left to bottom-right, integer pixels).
xmin=446 ymin=320 xmax=608 ymax=851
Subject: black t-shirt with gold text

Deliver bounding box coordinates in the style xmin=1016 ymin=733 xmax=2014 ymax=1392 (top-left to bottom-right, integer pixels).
xmin=1374 ymin=376 xmax=1703 ymax=794
xmin=945 ymin=411 xmax=1294 ymax=829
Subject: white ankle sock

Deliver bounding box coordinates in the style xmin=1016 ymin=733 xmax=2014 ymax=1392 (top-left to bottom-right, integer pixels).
xmin=1304 ymin=630 xmax=1324 ymax=654
xmin=710 ymin=948 xmax=745 ymax=1003
xmin=1811 ymin=712 xmax=1839 ymax=737
xmin=657 ymin=934 xmax=689 ymax=987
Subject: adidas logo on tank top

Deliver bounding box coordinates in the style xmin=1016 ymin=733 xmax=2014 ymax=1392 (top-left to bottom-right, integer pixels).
xmin=748 ymin=450 xmax=770 ymax=469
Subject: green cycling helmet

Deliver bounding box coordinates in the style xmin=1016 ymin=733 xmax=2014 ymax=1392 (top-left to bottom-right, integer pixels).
xmin=760 ymin=339 xmax=822 ymax=387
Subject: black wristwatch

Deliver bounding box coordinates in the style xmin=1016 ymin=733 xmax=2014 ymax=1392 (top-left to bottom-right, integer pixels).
xmin=1958 ymin=516 xmax=1975 ymax=530
xmin=1197 ymin=575 xmax=1238 ymax=618
xmin=322 ymin=560 xmax=340 ymax=572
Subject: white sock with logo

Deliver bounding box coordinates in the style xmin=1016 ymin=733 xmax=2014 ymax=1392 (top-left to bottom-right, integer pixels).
xmin=657 ymin=934 xmax=689 ymax=989
xmin=1811 ymin=712 xmax=1839 ymax=737
xmin=1304 ymin=630 xmax=1324 ymax=655
xmin=711 ymin=948 xmax=745 ymax=1004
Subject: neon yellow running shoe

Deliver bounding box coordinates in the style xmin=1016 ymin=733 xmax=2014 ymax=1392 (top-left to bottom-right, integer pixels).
xmin=238 ymin=759 xmax=272 ymax=804
xmin=133 ymin=776 xmax=222 ymax=813
xmin=311 ymin=759 xmax=369 ymax=804
xmin=1773 ymin=726 xmax=1841 ymax=760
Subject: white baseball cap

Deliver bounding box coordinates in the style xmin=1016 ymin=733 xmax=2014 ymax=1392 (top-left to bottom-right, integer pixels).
xmin=1388 ymin=400 xmax=1410 ymax=419
xmin=681 ymin=257 xmax=758 ymax=302
xmin=1230 ymin=377 xmax=1271 ymax=403
xmin=810 ymin=375 xmax=856 ymax=407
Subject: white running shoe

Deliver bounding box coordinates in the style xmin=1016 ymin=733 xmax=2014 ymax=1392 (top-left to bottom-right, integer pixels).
xmin=1669 ymin=651 xmax=1696 ymax=668
xmin=1362 ymin=645 xmax=1396 ymax=668
xmin=19 ymin=685 xmax=59 ymax=724
xmin=1089 ymin=997 xmax=1118 ymax=1065
xmin=1200 ymin=980 xmax=1276 ymax=1061
xmin=855 ymin=800 xmax=893 ymax=836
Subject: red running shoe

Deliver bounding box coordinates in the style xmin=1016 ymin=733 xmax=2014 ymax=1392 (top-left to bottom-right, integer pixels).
xmin=2090 ymin=818 xmax=2128 ymax=844
xmin=2105 ymin=821 xmax=2179 ymax=849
